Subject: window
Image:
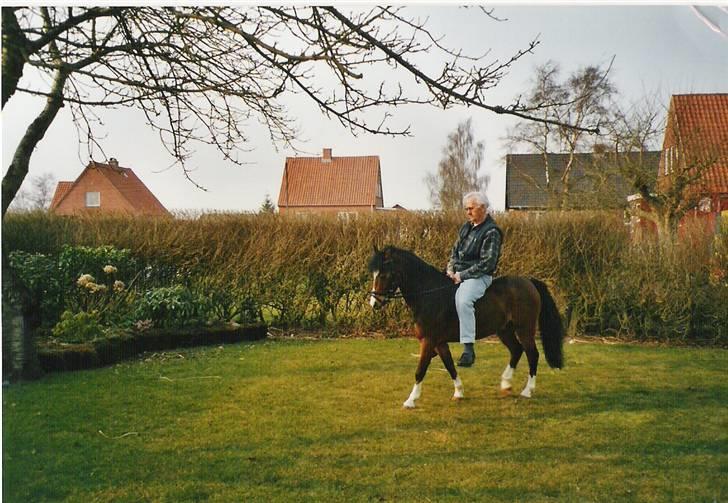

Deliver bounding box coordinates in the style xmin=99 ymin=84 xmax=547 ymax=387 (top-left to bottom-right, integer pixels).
xmin=664 ymin=146 xmax=678 ymax=175
xmin=337 ymin=211 xmax=357 ymax=223
xmin=698 ymin=197 xmax=712 ymax=213
xmin=85 ymin=191 xmax=100 ymax=207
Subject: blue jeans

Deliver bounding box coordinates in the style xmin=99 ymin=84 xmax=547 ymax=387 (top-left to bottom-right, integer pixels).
xmin=455 ymin=275 xmax=493 ymax=344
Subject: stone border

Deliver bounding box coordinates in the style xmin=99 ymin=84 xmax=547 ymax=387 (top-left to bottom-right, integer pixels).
xmin=37 ymin=324 xmax=267 ymax=372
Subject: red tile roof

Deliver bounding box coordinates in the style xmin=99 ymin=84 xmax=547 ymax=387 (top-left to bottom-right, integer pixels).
xmin=50 ymin=160 xmax=169 ymax=215
xmin=49 ymin=181 xmax=74 ymax=210
xmin=665 ymin=93 xmax=728 ymax=194
xmin=278 ymin=152 xmax=383 ymax=207
xmin=94 ymin=161 xmax=168 ymax=215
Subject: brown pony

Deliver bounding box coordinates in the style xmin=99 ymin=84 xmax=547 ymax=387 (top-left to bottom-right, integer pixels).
xmin=368 ymin=245 xmax=564 ymax=408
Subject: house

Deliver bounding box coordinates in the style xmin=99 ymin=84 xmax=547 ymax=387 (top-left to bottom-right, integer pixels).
xmin=277 ymin=148 xmax=384 ymax=216
xmin=50 ymin=158 xmax=169 ymax=216
xmin=505 ymin=151 xmax=661 ymax=211
xmin=658 ymin=93 xmax=728 ymax=231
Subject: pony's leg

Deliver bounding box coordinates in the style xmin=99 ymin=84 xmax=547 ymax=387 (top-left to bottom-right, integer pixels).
xmin=497 ymin=325 xmax=523 ymax=396
xmin=520 ymin=339 xmax=539 ymax=398
xmin=404 ymin=339 xmax=435 ymax=409
xmin=436 ymin=343 xmax=464 ymax=400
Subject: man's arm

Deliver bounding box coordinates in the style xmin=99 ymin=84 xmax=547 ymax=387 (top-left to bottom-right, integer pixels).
xmin=446 ymin=230 xmax=463 ymax=276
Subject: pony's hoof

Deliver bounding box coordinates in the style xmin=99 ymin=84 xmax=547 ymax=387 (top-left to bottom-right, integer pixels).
xmin=451 ymin=395 xmax=464 ymax=401
xmin=520 ymin=389 xmax=532 ymax=398
xmin=499 ymin=387 xmax=512 ymax=397
xmin=403 ymin=400 xmax=416 ymax=409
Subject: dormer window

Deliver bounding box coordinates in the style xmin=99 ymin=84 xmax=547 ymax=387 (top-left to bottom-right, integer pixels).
xmin=85 ymin=191 xmax=100 ymax=207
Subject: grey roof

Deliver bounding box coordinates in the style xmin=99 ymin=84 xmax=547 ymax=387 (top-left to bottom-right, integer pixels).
xmin=505 ymin=151 xmax=661 ymax=210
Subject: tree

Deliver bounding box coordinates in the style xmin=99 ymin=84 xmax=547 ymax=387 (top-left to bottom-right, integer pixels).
xmin=259 ymin=194 xmax=275 ymax=214
xmin=609 ymin=97 xmax=719 ymax=242
xmin=506 ymin=60 xmax=617 ymax=209
xmin=7 ymin=172 xmax=57 ymax=211
xmin=425 ymin=118 xmax=489 ymax=210
xmin=2 ymin=6 xmax=601 ymax=218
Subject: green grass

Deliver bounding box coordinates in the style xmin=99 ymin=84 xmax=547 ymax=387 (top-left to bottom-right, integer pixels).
xmin=3 ymin=338 xmax=726 ymax=502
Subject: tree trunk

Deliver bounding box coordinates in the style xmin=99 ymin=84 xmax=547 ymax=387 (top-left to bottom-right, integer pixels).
xmin=2 ymin=66 xmax=67 ymax=217
xmin=2 ymin=8 xmax=27 ymax=108
xmin=2 ymin=257 xmax=42 ymax=382
xmin=656 ymin=212 xmax=677 ymax=246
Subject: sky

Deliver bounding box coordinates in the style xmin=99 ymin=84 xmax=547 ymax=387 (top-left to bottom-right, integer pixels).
xmin=2 ymin=4 xmax=727 ymax=213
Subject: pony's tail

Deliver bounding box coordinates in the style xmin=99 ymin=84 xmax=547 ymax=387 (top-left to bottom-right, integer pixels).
xmin=530 ymin=278 xmax=564 ymax=369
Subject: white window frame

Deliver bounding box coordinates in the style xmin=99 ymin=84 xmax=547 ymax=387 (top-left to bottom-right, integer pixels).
xmin=337 ymin=211 xmax=357 ymax=223
xmin=698 ymin=197 xmax=712 ymax=213
xmin=85 ymin=191 xmax=100 ymax=207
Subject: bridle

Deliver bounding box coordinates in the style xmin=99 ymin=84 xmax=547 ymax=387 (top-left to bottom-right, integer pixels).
xmin=368 ymin=286 xmax=402 ymax=305
xmin=368 ymin=265 xmax=402 ymax=307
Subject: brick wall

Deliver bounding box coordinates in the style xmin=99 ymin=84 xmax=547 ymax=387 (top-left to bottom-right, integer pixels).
xmin=278 ymin=205 xmax=377 ymax=214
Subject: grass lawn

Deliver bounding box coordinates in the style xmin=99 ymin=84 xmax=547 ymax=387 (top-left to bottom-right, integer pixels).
xmin=3 ymin=337 xmax=726 ymax=502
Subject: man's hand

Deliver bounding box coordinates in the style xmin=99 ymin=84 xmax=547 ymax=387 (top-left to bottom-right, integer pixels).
xmin=447 ymin=271 xmax=462 ymax=284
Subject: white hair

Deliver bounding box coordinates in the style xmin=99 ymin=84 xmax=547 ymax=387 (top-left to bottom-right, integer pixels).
xmin=463 ymin=191 xmax=489 ymax=208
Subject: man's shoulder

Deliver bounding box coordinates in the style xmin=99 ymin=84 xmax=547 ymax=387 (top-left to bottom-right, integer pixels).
xmin=457 ymin=221 xmax=471 ymax=235
xmin=481 ymin=219 xmax=503 ymax=240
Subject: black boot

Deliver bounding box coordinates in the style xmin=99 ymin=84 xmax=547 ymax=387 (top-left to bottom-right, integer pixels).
xmin=457 ymin=343 xmax=476 ymax=367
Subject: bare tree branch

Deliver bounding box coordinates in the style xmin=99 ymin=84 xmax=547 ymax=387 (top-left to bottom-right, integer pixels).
xmin=4 ymin=6 xmax=603 ymax=218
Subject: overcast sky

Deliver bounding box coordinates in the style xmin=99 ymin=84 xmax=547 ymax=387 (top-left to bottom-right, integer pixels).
xmin=2 ymin=4 xmax=727 ymax=213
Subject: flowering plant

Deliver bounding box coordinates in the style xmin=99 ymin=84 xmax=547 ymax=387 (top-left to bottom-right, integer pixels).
xmin=67 ymin=263 xmax=135 ymax=327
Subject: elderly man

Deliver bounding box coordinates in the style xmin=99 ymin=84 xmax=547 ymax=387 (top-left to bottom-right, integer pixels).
xmin=446 ymin=191 xmax=503 ymax=367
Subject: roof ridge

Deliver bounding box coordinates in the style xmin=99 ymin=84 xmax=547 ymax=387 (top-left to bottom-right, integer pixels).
xmin=285 ymin=154 xmax=380 ymax=159
xmin=673 ymin=93 xmax=728 ymax=98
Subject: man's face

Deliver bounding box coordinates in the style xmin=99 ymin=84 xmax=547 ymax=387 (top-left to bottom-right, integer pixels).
xmin=464 ymin=199 xmax=487 ymax=225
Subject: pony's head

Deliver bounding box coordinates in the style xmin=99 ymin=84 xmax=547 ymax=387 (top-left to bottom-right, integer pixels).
xmin=367 ymin=245 xmax=401 ymax=309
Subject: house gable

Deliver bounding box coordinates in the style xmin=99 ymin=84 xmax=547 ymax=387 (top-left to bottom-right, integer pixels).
xmin=50 ymin=160 xmax=169 ymax=216
xmin=52 ymin=165 xmax=136 ymax=215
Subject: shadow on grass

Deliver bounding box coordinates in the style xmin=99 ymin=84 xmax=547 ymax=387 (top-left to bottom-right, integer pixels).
xmin=543 ymin=385 xmax=726 ymax=418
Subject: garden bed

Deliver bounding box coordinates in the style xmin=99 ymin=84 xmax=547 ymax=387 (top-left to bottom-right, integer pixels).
xmin=37 ymin=323 xmax=267 ymax=372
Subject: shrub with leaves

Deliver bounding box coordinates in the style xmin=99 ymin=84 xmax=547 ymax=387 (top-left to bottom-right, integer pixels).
xmin=133 ymin=285 xmax=204 ymax=328
xmin=198 ymin=288 xmax=262 ymax=325
xmin=7 ymin=250 xmax=63 ymax=325
xmin=51 ymin=310 xmax=104 ymax=343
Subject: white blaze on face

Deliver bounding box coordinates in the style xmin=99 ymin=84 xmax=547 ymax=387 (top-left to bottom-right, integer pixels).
xmin=369 ymin=271 xmax=379 ymax=307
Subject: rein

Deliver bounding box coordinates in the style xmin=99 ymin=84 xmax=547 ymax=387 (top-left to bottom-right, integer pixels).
xmin=369 ymin=282 xmax=457 ymax=301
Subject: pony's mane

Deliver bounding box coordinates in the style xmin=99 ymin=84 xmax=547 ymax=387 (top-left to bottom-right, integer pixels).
xmin=369 ymin=245 xmax=444 ymax=278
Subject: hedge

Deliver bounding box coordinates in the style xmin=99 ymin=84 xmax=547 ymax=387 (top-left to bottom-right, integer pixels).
xmin=3 ymin=210 xmax=727 ymax=345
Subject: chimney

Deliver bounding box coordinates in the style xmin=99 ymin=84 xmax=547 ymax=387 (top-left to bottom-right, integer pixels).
xmin=108 ymin=158 xmax=119 ymax=170
xmin=322 ymin=148 xmax=332 ymax=163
